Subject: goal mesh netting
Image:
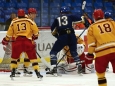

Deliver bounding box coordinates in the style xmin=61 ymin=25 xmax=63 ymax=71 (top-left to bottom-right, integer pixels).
xmin=0 ymin=42 xmax=12 ymax=72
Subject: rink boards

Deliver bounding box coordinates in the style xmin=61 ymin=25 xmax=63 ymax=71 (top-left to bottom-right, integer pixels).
xmin=0 ymin=30 xmax=87 ymax=63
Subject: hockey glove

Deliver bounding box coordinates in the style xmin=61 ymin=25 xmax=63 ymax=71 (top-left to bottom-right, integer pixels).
xmin=32 ymin=35 xmax=38 ymax=40
xmin=84 ymin=17 xmax=91 ymax=28
xmin=85 ymin=53 xmax=94 ymax=64
xmin=2 ymin=37 xmax=9 ymax=45
xmin=53 ymin=34 xmax=58 ymax=38
xmin=33 ymin=41 xmax=36 ymax=48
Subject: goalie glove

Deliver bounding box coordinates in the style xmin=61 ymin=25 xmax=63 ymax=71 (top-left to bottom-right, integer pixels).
xmin=77 ymin=44 xmax=85 ymax=55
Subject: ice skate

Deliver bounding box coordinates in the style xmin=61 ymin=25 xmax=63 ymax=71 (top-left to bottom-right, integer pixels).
xmin=81 ymin=68 xmax=85 ymax=74
xmin=10 ymin=68 xmax=16 ymax=80
xmin=15 ymin=68 xmax=21 ymax=77
xmin=23 ymin=67 xmax=33 ymax=77
xmin=35 ymin=70 xmax=43 ymax=80
xmin=46 ymin=67 xmax=58 ymax=77
xmin=77 ymin=64 xmax=83 ymax=76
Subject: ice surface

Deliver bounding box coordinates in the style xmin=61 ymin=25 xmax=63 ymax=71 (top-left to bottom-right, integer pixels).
xmin=0 ymin=63 xmax=114 ymax=86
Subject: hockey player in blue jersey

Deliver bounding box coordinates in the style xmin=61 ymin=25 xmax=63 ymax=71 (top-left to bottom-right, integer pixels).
xmin=46 ymin=6 xmax=90 ymax=75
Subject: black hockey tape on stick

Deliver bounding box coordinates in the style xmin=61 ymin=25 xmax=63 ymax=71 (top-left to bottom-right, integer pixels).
xmin=36 ymin=51 xmax=41 ymax=58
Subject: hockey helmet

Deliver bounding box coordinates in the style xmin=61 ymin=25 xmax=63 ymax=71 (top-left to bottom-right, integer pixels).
xmin=104 ymin=11 xmax=112 ymax=19
xmin=60 ymin=6 xmax=70 ymax=13
xmin=28 ymin=8 xmax=37 ymax=14
xmin=18 ymin=9 xmax=25 ymax=17
xmin=93 ymin=9 xmax=104 ymax=20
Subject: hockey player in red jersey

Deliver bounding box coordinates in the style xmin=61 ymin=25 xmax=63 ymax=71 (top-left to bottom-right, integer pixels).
xmin=2 ymin=9 xmax=43 ymax=80
xmin=15 ymin=8 xmax=38 ymax=76
xmin=86 ymin=9 xmax=115 ymax=86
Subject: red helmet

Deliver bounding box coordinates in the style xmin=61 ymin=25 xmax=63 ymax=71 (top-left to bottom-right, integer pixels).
xmin=18 ymin=9 xmax=25 ymax=17
xmin=93 ymin=9 xmax=104 ymax=20
xmin=28 ymin=8 xmax=37 ymax=14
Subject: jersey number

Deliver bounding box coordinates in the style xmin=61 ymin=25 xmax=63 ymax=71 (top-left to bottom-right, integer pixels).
xmin=57 ymin=16 xmax=68 ymax=26
xmin=98 ymin=23 xmax=111 ymax=33
xmin=17 ymin=23 xmax=26 ymax=31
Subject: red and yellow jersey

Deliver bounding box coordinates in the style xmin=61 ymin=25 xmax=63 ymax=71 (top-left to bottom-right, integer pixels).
xmin=6 ymin=17 xmax=39 ymax=40
xmin=63 ymin=34 xmax=85 ymax=57
xmin=87 ymin=19 xmax=115 ymax=57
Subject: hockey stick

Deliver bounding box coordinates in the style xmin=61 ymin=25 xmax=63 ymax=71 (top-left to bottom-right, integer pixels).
xmin=82 ymin=1 xmax=94 ymax=23
xmin=36 ymin=51 xmax=54 ymax=70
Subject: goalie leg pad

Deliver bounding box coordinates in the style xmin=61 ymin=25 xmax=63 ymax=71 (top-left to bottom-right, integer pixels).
xmin=79 ymin=52 xmax=85 ymax=69
xmin=85 ymin=63 xmax=95 ymax=73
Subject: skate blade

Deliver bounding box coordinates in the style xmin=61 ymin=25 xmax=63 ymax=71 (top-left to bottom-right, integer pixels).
xmin=10 ymin=77 xmax=14 ymax=80
xmin=15 ymin=74 xmax=21 ymax=77
xmin=46 ymin=73 xmax=62 ymax=77
xmin=39 ymin=77 xmax=43 ymax=81
xmin=78 ymin=73 xmax=83 ymax=76
xmin=23 ymin=74 xmax=32 ymax=77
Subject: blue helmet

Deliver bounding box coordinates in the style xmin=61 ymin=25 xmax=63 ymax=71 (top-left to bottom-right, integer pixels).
xmin=60 ymin=6 xmax=70 ymax=13
xmin=104 ymin=11 xmax=112 ymax=19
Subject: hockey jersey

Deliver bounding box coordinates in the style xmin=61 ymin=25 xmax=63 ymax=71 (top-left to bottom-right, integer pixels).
xmin=6 ymin=17 xmax=39 ymax=40
xmin=87 ymin=18 xmax=115 ymax=57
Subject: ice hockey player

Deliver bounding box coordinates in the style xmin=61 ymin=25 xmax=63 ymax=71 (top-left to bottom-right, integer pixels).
xmin=104 ymin=11 xmax=112 ymax=19
xmin=86 ymin=9 xmax=115 ymax=86
xmin=15 ymin=8 xmax=37 ymax=76
xmin=46 ymin=6 xmax=90 ymax=76
xmin=1 ymin=9 xmax=43 ymax=80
